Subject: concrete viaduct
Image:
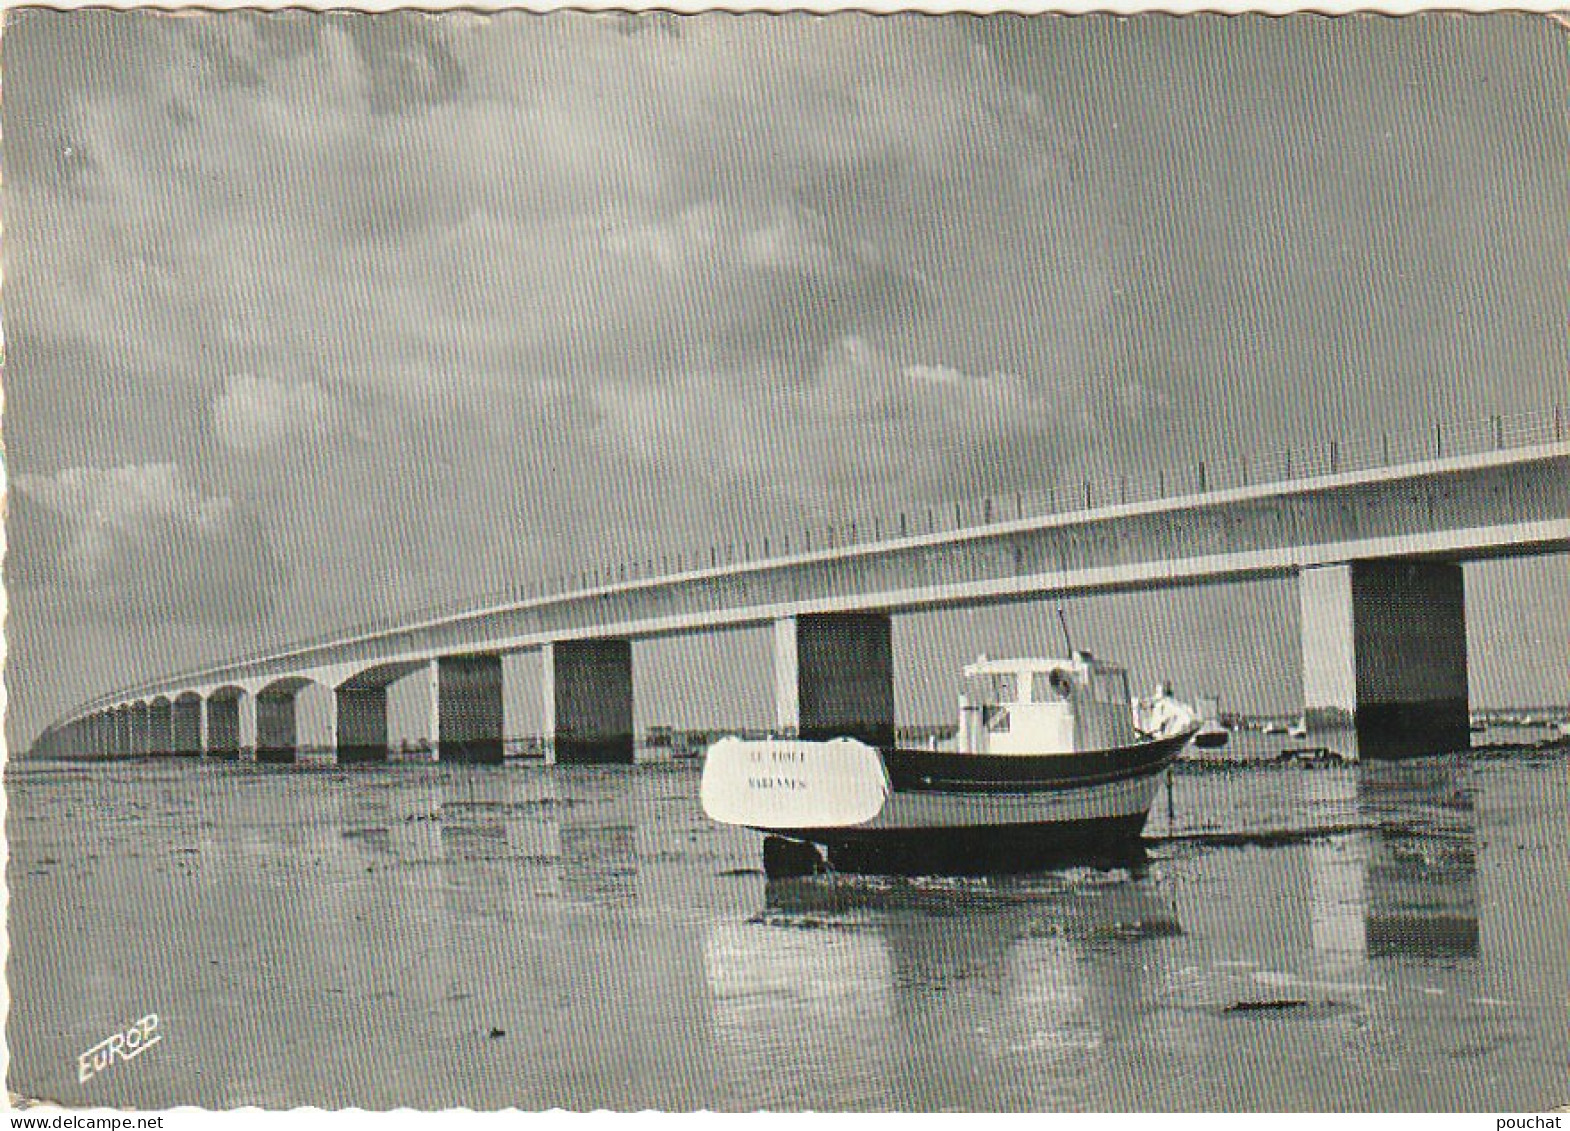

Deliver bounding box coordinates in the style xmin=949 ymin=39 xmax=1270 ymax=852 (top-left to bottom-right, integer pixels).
xmin=30 ymin=437 xmax=1570 ymax=764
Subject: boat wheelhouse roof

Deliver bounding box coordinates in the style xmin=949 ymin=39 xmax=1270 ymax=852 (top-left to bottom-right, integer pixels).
xmin=962 ymin=653 xmax=1127 ymax=678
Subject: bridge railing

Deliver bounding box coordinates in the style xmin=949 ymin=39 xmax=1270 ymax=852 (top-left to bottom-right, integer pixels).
xmin=658 ymin=408 xmax=1565 ymax=569
xmin=81 ymin=404 xmax=1565 ymax=712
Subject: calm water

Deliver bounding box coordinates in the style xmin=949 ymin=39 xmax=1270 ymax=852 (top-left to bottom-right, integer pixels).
xmin=7 ymin=745 xmax=1568 ymax=1111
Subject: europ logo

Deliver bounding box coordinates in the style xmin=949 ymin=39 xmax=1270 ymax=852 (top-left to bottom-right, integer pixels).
xmin=78 ymin=1014 xmax=162 ymax=1083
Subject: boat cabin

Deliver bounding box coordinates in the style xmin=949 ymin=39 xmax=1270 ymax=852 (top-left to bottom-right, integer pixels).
xmin=957 ymin=651 xmax=1137 ymax=756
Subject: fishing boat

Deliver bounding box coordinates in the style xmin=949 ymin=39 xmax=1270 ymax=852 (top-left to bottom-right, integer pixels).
xmin=701 ymin=650 xmax=1197 ymax=876
xmin=1188 ymin=694 xmax=1230 ymax=750
xmin=1190 ymin=720 xmax=1229 ymax=750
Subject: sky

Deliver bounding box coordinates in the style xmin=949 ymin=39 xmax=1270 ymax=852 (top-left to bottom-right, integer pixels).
xmin=4 ymin=9 xmax=1567 ymax=747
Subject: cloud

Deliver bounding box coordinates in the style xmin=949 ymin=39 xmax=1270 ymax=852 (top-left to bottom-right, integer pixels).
xmin=10 ymin=463 xmax=283 ymax=626
xmin=604 ymin=201 xmax=841 ymax=278
xmin=6 ymin=11 xmax=1056 ymax=412
xmin=4 ymin=10 xmax=1567 ymax=744
xmin=585 ymin=334 xmax=1067 ymax=525
xmin=213 ymin=373 xmax=337 ymax=451
xmin=16 ymin=463 xmax=231 ymax=561
xmin=904 ymin=361 xmax=1026 ymax=403
xmin=603 ymin=203 xmax=725 ymax=273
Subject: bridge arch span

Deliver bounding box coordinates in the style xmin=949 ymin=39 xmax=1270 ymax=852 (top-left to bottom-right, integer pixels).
xmin=148 ymin=696 xmax=173 ymax=756
xmin=129 ymin=700 xmax=151 ymax=757
xmin=318 ymin=656 xmax=505 ymax=765
xmin=323 ymin=661 xmax=436 ymax=764
xmin=110 ymin=705 xmax=131 ymax=757
xmin=171 ymin=692 xmax=202 ymax=755
xmin=336 ymin=660 xmax=431 ymax=693
xmin=259 ymin=675 xmax=317 ymax=697
xmin=206 ymin=685 xmax=249 ymax=760
xmin=256 ymin=676 xmax=334 ymax=764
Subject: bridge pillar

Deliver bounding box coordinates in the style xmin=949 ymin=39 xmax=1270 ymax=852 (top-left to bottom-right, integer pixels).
xmin=438 ymin=654 xmax=504 ymax=764
xmin=293 ymin=684 xmax=336 ymax=763
xmin=1301 ymin=560 xmax=1469 ymax=761
xmin=543 ymin=639 xmax=634 ymax=764
xmin=335 ymin=687 xmax=389 ymax=764
xmin=257 ymin=691 xmax=297 ymax=764
xmin=130 ymin=703 xmax=151 ymax=756
xmin=149 ymin=700 xmax=173 ymax=756
xmin=774 ymin=612 xmax=896 ymax=748
xmin=110 ymin=709 xmax=127 ymax=757
xmin=172 ymin=697 xmax=202 ymax=755
xmin=239 ymin=694 xmax=258 ymax=760
xmin=207 ymin=691 xmax=249 ymax=760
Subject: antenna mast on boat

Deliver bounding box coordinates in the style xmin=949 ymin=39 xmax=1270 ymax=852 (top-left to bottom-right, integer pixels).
xmin=1056 ymin=606 xmax=1075 ymax=656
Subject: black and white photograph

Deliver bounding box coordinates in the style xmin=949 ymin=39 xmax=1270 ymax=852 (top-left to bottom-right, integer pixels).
xmin=3 ymin=2 xmax=1568 ymax=1115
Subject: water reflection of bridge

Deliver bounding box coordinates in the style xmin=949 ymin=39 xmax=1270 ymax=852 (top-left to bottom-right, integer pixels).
xmin=1297 ymin=760 xmax=1481 ymax=965
xmin=181 ymin=753 xmax=1559 ymax=1108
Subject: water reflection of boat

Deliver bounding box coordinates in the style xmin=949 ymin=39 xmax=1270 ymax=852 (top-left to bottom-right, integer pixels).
xmin=702 ymin=652 xmax=1195 ymax=876
xmin=761 ymin=872 xmax=1183 ymax=944
xmin=704 ymin=871 xmax=1183 ymax=1103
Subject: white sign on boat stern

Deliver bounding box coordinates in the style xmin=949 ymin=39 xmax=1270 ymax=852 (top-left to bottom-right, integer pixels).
xmin=699 ymin=737 xmax=891 ymax=831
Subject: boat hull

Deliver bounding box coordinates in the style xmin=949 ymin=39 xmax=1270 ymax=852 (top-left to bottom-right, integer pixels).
xmin=794 ymin=812 xmax=1153 ymax=875
xmin=765 ymin=730 xmax=1188 ymax=875
xmin=1190 ymin=725 xmax=1229 ymax=750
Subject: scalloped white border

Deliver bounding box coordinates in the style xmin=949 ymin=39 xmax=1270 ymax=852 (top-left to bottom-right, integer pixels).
xmin=1 ymin=1 xmax=1567 ymax=12
xmin=1 ymin=1 xmax=1565 ymax=1125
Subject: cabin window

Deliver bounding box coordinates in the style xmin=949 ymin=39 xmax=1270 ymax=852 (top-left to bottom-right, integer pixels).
xmin=1091 ymin=672 xmax=1131 ymax=704
xmin=984 ymin=706 xmax=1011 ymax=733
xmin=965 ymin=672 xmax=1021 ymax=705
xmin=1031 ymin=671 xmax=1070 ymax=702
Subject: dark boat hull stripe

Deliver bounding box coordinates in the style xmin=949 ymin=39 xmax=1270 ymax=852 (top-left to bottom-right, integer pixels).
xmin=883 ymin=730 xmax=1190 ymax=793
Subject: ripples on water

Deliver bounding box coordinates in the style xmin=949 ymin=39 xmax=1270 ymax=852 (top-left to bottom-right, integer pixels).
xmin=6 ymin=744 xmax=1568 ymax=1111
